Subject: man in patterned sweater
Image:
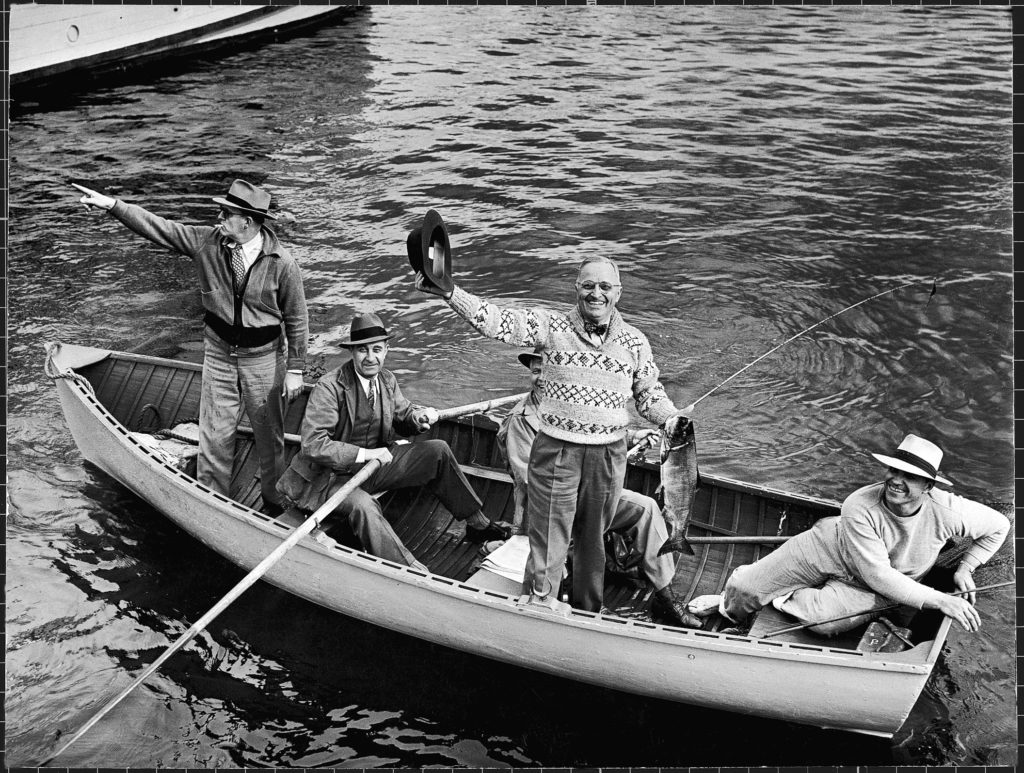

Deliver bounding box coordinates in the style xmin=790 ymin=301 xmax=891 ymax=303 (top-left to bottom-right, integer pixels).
xmin=417 ymin=256 xmax=687 ymax=615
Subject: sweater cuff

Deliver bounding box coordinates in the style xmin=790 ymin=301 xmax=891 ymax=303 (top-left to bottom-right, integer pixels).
xmin=446 ymin=285 xmax=475 ymax=319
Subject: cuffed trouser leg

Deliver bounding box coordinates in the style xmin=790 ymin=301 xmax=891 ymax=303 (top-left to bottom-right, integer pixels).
xmin=572 ymin=439 xmax=626 ymax=612
xmin=333 ymin=486 xmax=420 ymax=566
xmin=198 ymin=336 xmax=245 ymax=498
xmin=608 ymin=490 xmax=677 ymax=591
xmin=521 ymin=434 xmax=625 ymax=612
xmin=198 ymin=334 xmax=285 ymax=506
xmin=722 ymin=516 xmax=846 ymax=624
xmin=238 ymin=343 xmax=287 ymax=507
xmin=522 ymin=434 xmax=580 ymax=600
xmin=784 ymin=582 xmax=891 ymax=636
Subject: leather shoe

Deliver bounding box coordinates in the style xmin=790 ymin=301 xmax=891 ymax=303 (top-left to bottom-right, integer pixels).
xmin=652 ymin=587 xmax=704 ymax=629
xmin=465 ymin=521 xmax=512 ymax=543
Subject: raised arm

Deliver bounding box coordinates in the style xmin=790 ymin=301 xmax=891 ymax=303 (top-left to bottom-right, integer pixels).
xmin=440 ymin=284 xmax=552 ymax=349
xmin=72 ymin=181 xmax=210 ymax=256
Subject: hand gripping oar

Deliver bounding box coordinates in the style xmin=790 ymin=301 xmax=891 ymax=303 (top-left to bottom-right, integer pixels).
xmin=237 ymin=391 xmax=530 ymax=446
xmin=682 ymin=278 xmax=937 ymax=412
xmin=761 ymin=579 xmax=1014 ymax=639
xmin=41 ymin=458 xmax=382 ymax=766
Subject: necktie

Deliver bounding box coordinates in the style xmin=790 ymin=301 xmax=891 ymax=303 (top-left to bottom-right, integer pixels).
xmin=367 ymin=380 xmax=376 ymax=408
xmin=229 ymin=243 xmax=246 ymax=291
xmin=584 ymin=321 xmax=608 ymax=336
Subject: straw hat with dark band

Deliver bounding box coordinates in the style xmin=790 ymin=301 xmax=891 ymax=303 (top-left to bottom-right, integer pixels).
xmin=871 ymin=433 xmax=951 ymax=485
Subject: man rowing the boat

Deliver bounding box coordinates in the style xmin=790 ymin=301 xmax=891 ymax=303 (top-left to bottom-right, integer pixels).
xmin=496 ymin=349 xmax=703 ymax=627
xmin=276 ymin=313 xmax=510 ymax=569
xmin=73 ymin=180 xmax=308 ymax=517
xmin=415 ymin=245 xmax=688 ymax=615
xmin=709 ymin=434 xmax=1009 ymax=635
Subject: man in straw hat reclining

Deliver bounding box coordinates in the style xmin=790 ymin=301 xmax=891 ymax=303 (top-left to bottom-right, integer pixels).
xmin=701 ymin=434 xmax=1009 ymax=635
xmin=277 ymin=313 xmax=510 ymax=570
xmin=73 ymin=179 xmax=308 ymax=518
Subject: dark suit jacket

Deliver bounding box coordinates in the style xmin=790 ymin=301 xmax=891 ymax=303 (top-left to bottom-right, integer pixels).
xmin=277 ymin=360 xmax=423 ymax=510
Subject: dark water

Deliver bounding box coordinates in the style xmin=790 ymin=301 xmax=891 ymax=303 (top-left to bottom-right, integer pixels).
xmin=7 ymin=7 xmax=1014 ymax=768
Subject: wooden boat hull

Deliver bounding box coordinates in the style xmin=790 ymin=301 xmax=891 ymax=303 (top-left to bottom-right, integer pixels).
xmin=46 ymin=342 xmax=950 ymax=737
xmin=11 ymin=3 xmax=355 ymax=87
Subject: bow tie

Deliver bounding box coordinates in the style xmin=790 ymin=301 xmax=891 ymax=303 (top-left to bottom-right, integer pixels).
xmin=584 ymin=322 xmax=608 ymax=336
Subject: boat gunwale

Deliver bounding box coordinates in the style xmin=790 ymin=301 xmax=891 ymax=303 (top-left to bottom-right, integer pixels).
xmin=49 ymin=342 xmax=942 ymax=673
xmin=78 ymin=345 xmax=845 ymax=512
xmin=10 ymin=4 xmax=355 ymax=86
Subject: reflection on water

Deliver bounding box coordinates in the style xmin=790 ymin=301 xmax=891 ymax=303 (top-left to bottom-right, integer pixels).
xmin=7 ymin=6 xmax=1013 ymax=768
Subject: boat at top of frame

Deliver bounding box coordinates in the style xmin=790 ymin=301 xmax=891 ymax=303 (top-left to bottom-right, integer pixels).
xmin=10 ymin=3 xmax=360 ymax=89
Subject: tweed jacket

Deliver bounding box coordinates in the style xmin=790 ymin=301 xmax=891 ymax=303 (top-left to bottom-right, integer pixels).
xmin=277 ymin=361 xmax=424 ymax=510
xmin=109 ymin=200 xmax=309 ymax=371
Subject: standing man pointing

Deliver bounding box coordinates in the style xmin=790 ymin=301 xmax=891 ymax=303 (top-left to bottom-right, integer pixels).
xmin=74 ymin=180 xmax=309 ymax=516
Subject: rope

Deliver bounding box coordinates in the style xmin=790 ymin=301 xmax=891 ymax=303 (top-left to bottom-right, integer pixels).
xmin=43 ymin=344 xmax=96 ymax=395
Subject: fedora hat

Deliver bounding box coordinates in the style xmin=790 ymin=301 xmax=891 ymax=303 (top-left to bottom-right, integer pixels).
xmin=406 ymin=209 xmax=453 ymax=294
xmin=339 ymin=312 xmax=394 ymax=347
xmin=871 ymin=433 xmax=951 ymax=485
xmin=211 ymin=179 xmax=276 ymax=221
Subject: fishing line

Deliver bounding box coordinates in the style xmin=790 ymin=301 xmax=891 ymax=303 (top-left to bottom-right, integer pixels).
xmin=684 ymin=278 xmax=937 ymax=412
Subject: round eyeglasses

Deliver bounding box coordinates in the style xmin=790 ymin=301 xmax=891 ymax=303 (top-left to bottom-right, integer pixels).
xmin=576 ymin=281 xmax=620 ymax=292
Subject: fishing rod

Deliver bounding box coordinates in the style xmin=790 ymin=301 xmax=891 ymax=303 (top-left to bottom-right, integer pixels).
xmin=683 ymin=278 xmax=937 ymax=412
xmin=763 ymin=579 xmax=1014 ymax=639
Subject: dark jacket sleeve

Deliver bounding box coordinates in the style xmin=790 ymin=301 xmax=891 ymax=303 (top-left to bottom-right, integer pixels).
xmin=299 ymin=376 xmax=362 ymax=473
xmin=389 ymin=376 xmax=426 ymax=436
xmin=109 ymin=201 xmax=212 ymax=257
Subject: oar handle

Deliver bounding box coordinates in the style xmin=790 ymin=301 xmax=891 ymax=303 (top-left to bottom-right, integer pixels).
xmin=241 ymin=392 xmax=530 ymax=447
xmin=436 ymin=391 xmax=528 ymax=421
xmin=762 ymin=579 xmax=1014 ymax=639
xmin=42 ymin=459 xmax=381 ymax=765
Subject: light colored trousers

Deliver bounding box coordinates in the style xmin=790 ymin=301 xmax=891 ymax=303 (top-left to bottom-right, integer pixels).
xmin=523 ymin=433 xmax=626 ymax=612
xmin=722 ymin=516 xmax=893 ymax=636
xmin=198 ymin=333 xmax=286 ymax=508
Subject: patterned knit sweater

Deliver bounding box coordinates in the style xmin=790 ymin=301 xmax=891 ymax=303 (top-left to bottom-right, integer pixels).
xmin=447 ymin=285 xmax=679 ymax=445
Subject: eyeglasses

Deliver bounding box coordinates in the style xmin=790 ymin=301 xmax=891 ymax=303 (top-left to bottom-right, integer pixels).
xmin=576 ymin=281 xmax=620 ymax=293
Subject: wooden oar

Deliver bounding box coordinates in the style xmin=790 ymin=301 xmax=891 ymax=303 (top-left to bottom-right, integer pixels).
xmin=42 ymin=390 xmax=527 ymax=764
xmin=761 ymin=580 xmax=1015 ymax=639
xmin=435 ymin=391 xmax=528 ymax=420
xmin=687 ymin=535 xmax=790 ymax=545
xmin=237 ymin=391 xmax=529 ymax=445
xmin=42 ymin=458 xmax=382 ymax=765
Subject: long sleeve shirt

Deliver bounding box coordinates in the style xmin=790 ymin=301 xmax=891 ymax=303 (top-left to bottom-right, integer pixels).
xmin=447 ymin=285 xmax=678 ymax=445
xmin=109 ymin=201 xmax=309 ymax=371
xmin=837 ymin=483 xmax=1010 ymax=608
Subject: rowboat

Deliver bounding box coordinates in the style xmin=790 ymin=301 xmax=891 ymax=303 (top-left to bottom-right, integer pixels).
xmin=11 ymin=3 xmax=358 ymax=89
xmin=45 ymin=341 xmax=954 ymax=738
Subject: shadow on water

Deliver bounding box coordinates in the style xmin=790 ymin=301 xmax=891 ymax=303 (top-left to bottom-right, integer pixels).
xmin=45 ymin=465 xmax=899 ymax=768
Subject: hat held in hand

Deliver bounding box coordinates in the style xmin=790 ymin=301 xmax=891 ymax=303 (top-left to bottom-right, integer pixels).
xmin=407 ymin=209 xmax=453 ymax=295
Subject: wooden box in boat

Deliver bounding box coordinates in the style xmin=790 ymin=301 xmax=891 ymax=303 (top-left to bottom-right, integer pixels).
xmin=45 ymin=342 xmax=952 ymax=737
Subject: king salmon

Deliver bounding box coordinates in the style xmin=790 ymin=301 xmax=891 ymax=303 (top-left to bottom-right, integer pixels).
xmin=657 ymin=414 xmax=698 ymax=556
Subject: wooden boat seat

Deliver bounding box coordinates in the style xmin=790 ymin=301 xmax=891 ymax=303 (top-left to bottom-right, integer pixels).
xmin=463 ymin=567 xmax=523 ymax=595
